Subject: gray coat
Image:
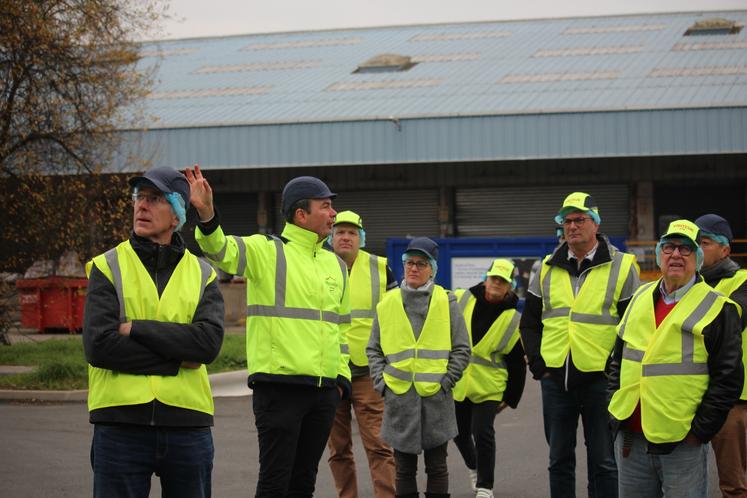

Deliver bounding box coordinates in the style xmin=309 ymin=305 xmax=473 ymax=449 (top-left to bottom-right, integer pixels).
xmin=367 ymin=280 xmax=471 ymax=454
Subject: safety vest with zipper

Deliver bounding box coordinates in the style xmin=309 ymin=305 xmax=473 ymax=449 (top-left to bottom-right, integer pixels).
xmin=196 ymin=222 xmax=351 ymax=383
xmin=378 ymin=284 xmax=451 ymax=397
xmin=452 ymin=289 xmax=521 ymax=403
xmin=539 ymin=248 xmax=637 ymax=372
xmin=86 ymin=240 xmax=216 ymax=415
xmin=347 ymin=250 xmax=388 ymax=366
xmin=608 ymin=279 xmax=731 ymax=444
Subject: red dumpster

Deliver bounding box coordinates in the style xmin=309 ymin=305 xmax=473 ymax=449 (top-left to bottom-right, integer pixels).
xmin=16 ymin=277 xmax=88 ymax=333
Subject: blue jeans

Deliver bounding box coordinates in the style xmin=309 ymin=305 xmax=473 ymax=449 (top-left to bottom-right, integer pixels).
xmin=541 ymin=377 xmax=618 ymax=498
xmin=91 ymin=424 xmax=214 ymax=498
xmin=615 ymin=431 xmax=708 ymax=498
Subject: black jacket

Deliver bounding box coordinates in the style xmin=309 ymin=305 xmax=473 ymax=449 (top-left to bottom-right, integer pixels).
xmin=465 ymin=283 xmax=526 ymax=408
xmin=519 ymin=235 xmax=637 ymax=390
xmin=606 ymin=275 xmax=744 ymax=450
xmin=702 ymin=257 xmax=747 ymax=328
xmin=83 ymin=232 xmax=225 ymax=427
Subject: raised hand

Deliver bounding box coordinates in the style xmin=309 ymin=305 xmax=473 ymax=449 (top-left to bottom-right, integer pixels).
xmin=184 ymin=164 xmax=215 ymax=222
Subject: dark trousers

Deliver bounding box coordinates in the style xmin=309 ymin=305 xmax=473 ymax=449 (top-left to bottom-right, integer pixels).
xmin=394 ymin=442 xmax=449 ymax=495
xmin=453 ymin=399 xmax=499 ymax=489
xmin=253 ymin=382 xmax=339 ymax=498
xmin=541 ymin=377 xmax=618 ymax=498
xmin=91 ymin=424 xmax=213 ymax=498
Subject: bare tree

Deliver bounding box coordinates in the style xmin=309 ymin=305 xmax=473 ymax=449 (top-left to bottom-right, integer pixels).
xmin=0 ymin=0 xmax=169 ymax=273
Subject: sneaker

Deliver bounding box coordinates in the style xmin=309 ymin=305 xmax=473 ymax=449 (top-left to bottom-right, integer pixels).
xmin=475 ymin=488 xmax=494 ymax=498
xmin=468 ymin=468 xmax=478 ymax=491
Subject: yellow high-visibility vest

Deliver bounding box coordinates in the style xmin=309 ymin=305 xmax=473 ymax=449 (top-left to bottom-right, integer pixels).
xmin=86 ymin=241 xmax=216 ymax=415
xmin=608 ymin=279 xmax=730 ymax=444
xmin=378 ymin=285 xmax=451 ymax=397
xmin=196 ymin=222 xmax=351 ymax=382
xmin=714 ymin=269 xmax=747 ymax=399
xmin=452 ymin=289 xmax=521 ymax=403
xmin=347 ymin=250 xmax=388 ymax=366
xmin=539 ymin=249 xmax=637 ymax=371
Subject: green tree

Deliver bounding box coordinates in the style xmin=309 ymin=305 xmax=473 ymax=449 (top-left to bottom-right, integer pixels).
xmin=0 ymin=0 xmax=168 ymax=274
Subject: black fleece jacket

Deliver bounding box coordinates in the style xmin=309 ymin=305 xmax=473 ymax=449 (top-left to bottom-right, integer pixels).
xmin=519 ymin=235 xmax=637 ymax=390
xmin=466 ymin=283 xmax=526 ymax=408
xmin=606 ymin=275 xmax=743 ymax=449
xmin=702 ymin=257 xmax=747 ymax=328
xmin=83 ymin=232 xmax=225 ymax=427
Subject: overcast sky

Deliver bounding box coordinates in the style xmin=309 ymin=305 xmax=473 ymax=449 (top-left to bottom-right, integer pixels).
xmin=158 ymin=0 xmax=747 ymax=40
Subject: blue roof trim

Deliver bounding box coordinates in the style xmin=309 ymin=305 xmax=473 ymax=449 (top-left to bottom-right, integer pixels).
xmin=114 ymin=106 xmax=747 ymax=170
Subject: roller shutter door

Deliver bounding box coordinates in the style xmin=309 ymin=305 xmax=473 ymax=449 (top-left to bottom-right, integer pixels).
xmin=456 ymin=184 xmax=630 ymax=237
xmin=274 ymin=189 xmax=440 ymax=256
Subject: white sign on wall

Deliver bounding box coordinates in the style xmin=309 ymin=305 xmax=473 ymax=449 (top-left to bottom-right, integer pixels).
xmin=450 ymin=256 xmax=542 ymax=298
xmin=450 ymin=257 xmax=496 ymax=291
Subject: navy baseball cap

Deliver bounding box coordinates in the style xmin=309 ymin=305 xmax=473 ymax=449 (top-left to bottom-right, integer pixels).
xmin=128 ymin=167 xmax=190 ymax=208
xmin=405 ymin=237 xmax=439 ymax=261
xmin=694 ymin=214 xmax=733 ymax=243
xmin=281 ymin=176 xmax=336 ymax=216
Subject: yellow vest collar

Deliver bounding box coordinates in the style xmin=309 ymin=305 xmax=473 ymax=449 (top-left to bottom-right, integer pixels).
xmin=282 ymin=222 xmax=325 ymax=251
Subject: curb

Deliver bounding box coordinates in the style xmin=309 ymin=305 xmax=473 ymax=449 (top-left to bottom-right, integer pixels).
xmin=0 ymin=370 xmax=251 ymax=402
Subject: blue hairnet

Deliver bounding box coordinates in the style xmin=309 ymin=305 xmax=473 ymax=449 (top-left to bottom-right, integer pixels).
xmin=402 ymin=251 xmax=437 ymax=279
xmin=166 ymin=192 xmax=187 ymax=231
xmin=655 ymin=239 xmax=703 ymax=271
xmin=327 ymin=227 xmax=366 ymax=248
xmin=700 ymin=231 xmax=730 ymax=247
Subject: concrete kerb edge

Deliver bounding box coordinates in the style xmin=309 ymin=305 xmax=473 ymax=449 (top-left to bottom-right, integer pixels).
xmin=0 ymin=370 xmax=251 ymax=401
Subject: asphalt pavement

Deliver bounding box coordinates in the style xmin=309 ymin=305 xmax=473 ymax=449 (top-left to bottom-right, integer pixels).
xmin=0 ymin=377 xmax=723 ymax=498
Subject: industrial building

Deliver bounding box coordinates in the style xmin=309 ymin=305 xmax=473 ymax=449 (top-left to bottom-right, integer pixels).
xmin=117 ymin=10 xmax=747 ymax=263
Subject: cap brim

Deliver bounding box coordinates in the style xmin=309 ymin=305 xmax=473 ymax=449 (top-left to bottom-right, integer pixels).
xmin=129 ymin=175 xmax=169 ymax=194
xmin=662 ymin=232 xmax=698 ymax=245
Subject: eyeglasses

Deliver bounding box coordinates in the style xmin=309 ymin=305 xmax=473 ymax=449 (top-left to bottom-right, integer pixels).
xmin=562 ymin=216 xmax=591 ymax=226
xmin=661 ymin=242 xmax=694 ymax=256
xmin=404 ymin=260 xmax=430 ymax=270
xmin=132 ymin=192 xmax=167 ymax=205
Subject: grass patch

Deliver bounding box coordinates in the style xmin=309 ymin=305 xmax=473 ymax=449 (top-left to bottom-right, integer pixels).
xmin=0 ymin=334 xmax=246 ymax=390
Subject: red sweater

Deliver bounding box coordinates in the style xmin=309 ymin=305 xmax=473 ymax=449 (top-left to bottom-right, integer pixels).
xmin=627 ymin=296 xmax=677 ymax=432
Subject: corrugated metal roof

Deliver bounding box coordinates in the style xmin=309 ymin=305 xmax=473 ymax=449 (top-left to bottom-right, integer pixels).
xmin=115 ymin=11 xmax=747 ymax=170
xmin=133 ymin=11 xmax=747 ymax=129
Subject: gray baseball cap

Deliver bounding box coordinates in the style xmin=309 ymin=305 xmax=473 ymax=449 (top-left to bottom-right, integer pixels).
xmin=128 ymin=167 xmax=190 ymax=208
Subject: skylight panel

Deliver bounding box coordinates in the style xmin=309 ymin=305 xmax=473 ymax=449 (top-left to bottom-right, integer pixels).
xmin=242 ymin=38 xmax=361 ymax=50
xmin=649 ymin=66 xmax=747 ymax=77
xmin=194 ymin=61 xmax=320 ymax=74
xmin=410 ymin=31 xmax=511 ymax=42
xmin=140 ymin=48 xmax=199 ymax=58
xmin=326 ymin=79 xmax=442 ymax=91
xmin=411 ymin=53 xmax=481 ymax=62
xmin=673 ymin=41 xmax=747 ymax=51
xmin=499 ymin=71 xmax=620 ymax=83
xmin=533 ymin=45 xmax=644 ymax=57
xmin=148 ymin=86 xmax=272 ymax=99
xmin=563 ymin=23 xmax=667 ymax=35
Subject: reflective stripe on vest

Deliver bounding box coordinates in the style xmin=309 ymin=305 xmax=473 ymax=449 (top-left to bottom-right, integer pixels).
xmin=245 ymin=236 xmax=350 ymax=326
xmin=87 ymin=241 xmax=215 ymax=415
xmin=715 ymin=270 xmax=747 ymax=399
xmin=347 ymin=251 xmax=387 ymax=366
xmin=452 ymin=289 xmax=520 ymax=403
xmin=608 ymin=280 xmax=727 ymax=443
xmin=539 ymin=250 xmax=635 ymax=371
xmin=379 ymin=285 xmax=451 ymax=397
xmin=202 ymin=235 xmax=247 ymax=276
